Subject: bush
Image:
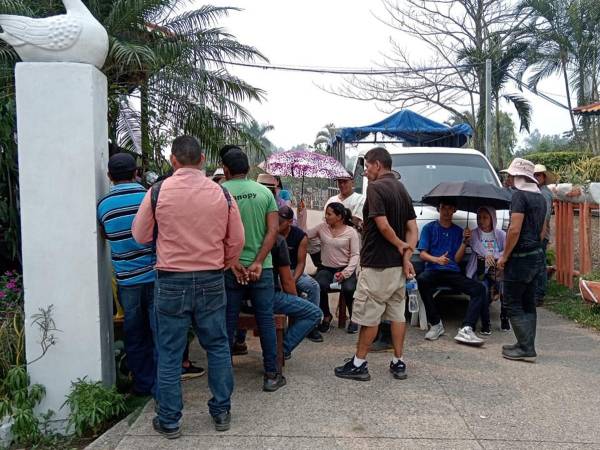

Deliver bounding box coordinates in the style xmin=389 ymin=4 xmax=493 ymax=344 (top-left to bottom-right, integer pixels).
xmin=0 ymin=270 xmax=24 ymax=378
xmin=63 ymin=378 xmax=126 ymax=437
xmin=526 ymin=151 xmax=591 ymax=172
xmin=560 ymin=156 xmax=600 ymax=184
xmin=0 ymin=366 xmax=47 ymax=446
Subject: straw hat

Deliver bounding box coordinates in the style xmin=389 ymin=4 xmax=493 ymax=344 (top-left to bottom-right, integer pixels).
xmin=533 ymin=164 xmax=557 ymax=185
xmin=500 ymin=158 xmax=537 ymax=184
xmin=257 ymin=173 xmax=277 ymax=187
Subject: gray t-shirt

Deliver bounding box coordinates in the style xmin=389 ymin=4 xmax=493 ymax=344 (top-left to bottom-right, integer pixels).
xmin=540 ymin=185 xmax=553 ymax=240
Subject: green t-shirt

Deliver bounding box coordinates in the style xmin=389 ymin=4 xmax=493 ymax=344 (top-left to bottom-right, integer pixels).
xmin=223 ymin=178 xmax=278 ymax=268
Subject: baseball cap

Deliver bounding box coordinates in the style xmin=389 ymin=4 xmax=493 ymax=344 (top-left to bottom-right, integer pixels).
xmin=278 ymin=205 xmax=294 ymax=220
xmin=108 ymin=153 xmax=137 ymax=176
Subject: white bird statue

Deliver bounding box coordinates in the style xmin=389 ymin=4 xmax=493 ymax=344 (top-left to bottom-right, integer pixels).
xmin=0 ymin=0 xmax=109 ymax=69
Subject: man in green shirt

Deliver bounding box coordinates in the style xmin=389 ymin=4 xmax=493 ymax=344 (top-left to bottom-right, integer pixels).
xmin=221 ymin=146 xmax=285 ymax=392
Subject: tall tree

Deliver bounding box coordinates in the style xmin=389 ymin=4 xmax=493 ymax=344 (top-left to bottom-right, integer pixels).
xmin=520 ymin=0 xmax=600 ymax=143
xmin=332 ymin=0 xmax=529 ymax=151
xmin=458 ymin=34 xmax=531 ymax=168
xmin=0 ymin=0 xmax=268 ymax=170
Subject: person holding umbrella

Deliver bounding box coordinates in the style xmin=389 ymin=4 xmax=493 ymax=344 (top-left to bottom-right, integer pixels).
xmin=497 ymin=158 xmax=547 ymax=362
xmin=416 ymin=199 xmax=486 ymax=346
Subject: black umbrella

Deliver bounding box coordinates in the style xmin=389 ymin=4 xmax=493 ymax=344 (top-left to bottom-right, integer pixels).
xmin=421 ymin=181 xmax=512 ymax=213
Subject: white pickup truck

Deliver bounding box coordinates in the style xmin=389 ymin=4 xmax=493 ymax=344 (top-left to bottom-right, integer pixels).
xmin=351 ymin=144 xmax=510 ymax=273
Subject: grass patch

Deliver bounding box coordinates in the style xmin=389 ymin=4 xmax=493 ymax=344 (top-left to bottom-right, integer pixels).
xmin=545 ymin=280 xmax=600 ymax=332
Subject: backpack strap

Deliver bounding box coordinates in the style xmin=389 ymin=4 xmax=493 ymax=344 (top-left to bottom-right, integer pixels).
xmin=220 ymin=185 xmax=232 ymax=210
xmin=150 ymin=180 xmax=164 ymax=246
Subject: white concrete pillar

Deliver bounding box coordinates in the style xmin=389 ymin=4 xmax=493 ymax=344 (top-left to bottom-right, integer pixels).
xmin=16 ymin=62 xmax=114 ymax=427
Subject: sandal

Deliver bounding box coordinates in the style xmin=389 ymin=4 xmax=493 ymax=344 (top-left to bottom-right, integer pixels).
xmin=318 ymin=315 xmax=333 ymax=333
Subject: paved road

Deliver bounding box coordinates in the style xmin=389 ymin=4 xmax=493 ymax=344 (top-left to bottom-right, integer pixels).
xmin=95 ymin=210 xmax=600 ymax=449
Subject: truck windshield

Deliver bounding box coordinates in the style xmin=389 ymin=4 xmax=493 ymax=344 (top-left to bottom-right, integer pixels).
xmin=392 ymin=153 xmax=498 ymax=202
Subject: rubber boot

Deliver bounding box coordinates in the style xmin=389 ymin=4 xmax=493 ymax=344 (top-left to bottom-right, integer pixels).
xmin=502 ymin=315 xmax=536 ymax=362
xmin=370 ymin=322 xmax=392 ymax=352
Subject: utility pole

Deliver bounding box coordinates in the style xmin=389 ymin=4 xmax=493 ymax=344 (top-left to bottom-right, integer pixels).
xmin=485 ymin=58 xmax=492 ymax=160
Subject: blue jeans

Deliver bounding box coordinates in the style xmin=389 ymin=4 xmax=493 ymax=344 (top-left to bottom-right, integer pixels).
xmin=118 ymin=282 xmax=157 ymax=396
xmin=225 ymin=269 xmax=278 ymax=373
xmin=155 ymin=271 xmax=233 ymax=428
xmin=273 ymin=291 xmax=322 ymax=355
xmin=295 ymin=273 xmax=320 ymax=307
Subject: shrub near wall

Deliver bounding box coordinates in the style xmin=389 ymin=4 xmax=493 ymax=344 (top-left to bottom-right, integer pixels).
xmin=526 ymin=151 xmax=591 ymax=171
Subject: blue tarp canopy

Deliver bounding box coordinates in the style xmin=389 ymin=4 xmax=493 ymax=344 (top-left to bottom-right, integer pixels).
xmin=334 ymin=110 xmax=473 ymax=148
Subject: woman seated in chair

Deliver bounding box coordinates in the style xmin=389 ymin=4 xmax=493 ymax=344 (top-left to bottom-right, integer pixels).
xmin=465 ymin=206 xmax=508 ymax=335
xmin=307 ymin=202 xmax=360 ymax=334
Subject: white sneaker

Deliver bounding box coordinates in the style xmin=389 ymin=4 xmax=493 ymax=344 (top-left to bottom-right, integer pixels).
xmin=454 ymin=326 xmax=484 ymax=346
xmin=425 ymin=322 xmax=445 ymax=340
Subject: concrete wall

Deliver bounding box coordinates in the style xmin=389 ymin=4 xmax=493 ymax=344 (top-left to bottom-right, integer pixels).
xmin=16 ymin=62 xmax=114 ymax=426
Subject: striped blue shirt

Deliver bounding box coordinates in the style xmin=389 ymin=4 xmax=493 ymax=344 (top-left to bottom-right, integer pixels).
xmin=97 ymin=182 xmax=155 ymax=286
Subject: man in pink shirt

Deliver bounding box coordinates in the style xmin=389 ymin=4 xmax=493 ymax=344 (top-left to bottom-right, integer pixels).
xmin=133 ymin=136 xmax=244 ymax=438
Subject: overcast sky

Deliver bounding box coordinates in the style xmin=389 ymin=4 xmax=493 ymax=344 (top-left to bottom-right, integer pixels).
xmin=204 ymin=0 xmax=573 ymax=150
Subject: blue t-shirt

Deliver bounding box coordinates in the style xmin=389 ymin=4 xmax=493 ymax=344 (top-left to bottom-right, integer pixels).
xmin=418 ymin=221 xmax=463 ymax=272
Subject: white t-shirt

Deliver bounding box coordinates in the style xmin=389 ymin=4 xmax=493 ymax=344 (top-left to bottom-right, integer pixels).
xmin=480 ymin=230 xmax=497 ymax=256
xmin=324 ymin=192 xmax=365 ymax=220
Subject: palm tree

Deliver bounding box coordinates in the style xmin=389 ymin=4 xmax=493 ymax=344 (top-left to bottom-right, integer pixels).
xmin=241 ymin=120 xmax=274 ymax=165
xmin=519 ymin=0 xmax=600 ymax=141
xmin=0 ymin=1 xmax=268 ymax=170
xmin=458 ymin=35 xmax=532 ymax=169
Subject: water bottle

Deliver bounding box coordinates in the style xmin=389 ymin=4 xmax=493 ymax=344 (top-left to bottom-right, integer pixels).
xmin=406 ymin=277 xmax=419 ymax=313
xmin=329 ymin=281 xmax=341 ymax=290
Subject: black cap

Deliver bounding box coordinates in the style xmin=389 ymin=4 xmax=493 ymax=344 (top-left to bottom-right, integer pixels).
xmin=278 ymin=206 xmax=294 ymax=221
xmin=108 ymin=153 xmax=136 ymax=176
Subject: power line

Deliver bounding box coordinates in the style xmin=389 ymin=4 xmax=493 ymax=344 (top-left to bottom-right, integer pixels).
xmin=207 ymin=59 xmax=482 ymax=76
xmin=506 ymin=74 xmax=571 ymax=110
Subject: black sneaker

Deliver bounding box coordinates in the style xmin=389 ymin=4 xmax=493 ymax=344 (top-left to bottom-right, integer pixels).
xmin=263 ymin=372 xmax=286 ymax=392
xmin=284 ymin=351 xmax=291 ymax=361
xmin=389 ymin=359 xmax=407 ymax=380
xmin=346 ymin=322 xmax=359 ymax=334
xmin=152 ymin=416 xmax=181 ymax=439
xmin=306 ymin=328 xmax=324 ymax=342
xmin=212 ymin=411 xmax=231 ymax=432
xmin=317 ymin=316 xmax=332 ymax=333
xmin=181 ymin=362 xmax=205 ymax=380
xmin=501 ymin=317 xmax=511 ymax=332
xmin=480 ymin=325 xmax=492 ymax=336
xmin=232 ymin=341 xmax=248 ymax=355
xmin=334 ymin=357 xmax=371 ymax=381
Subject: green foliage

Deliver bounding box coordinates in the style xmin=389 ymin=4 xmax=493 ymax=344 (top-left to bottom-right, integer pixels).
xmin=525 ymin=151 xmax=590 ymax=171
xmin=545 ymin=281 xmax=600 ymax=331
xmin=63 ymin=378 xmax=126 ymax=437
xmin=559 ymin=156 xmax=600 ymax=184
xmin=0 ymin=270 xmax=24 ymax=378
xmin=0 ymin=366 xmax=47 ymax=446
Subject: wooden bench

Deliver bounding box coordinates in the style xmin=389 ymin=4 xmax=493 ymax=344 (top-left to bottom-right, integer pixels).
xmin=237 ymin=313 xmax=287 ymax=372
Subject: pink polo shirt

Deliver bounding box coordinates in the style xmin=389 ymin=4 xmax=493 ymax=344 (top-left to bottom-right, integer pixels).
xmin=132 ymin=168 xmax=245 ymax=272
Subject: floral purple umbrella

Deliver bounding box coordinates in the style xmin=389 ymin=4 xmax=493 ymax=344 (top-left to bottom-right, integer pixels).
xmin=260 ymin=150 xmax=349 ymax=199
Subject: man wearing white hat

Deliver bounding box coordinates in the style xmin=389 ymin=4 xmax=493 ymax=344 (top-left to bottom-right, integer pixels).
xmin=498 ymin=158 xmax=547 ymax=362
xmin=533 ymin=164 xmax=555 ymax=307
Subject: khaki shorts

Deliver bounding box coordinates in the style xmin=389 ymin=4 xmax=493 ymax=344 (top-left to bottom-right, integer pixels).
xmin=351 ymin=267 xmax=406 ymax=326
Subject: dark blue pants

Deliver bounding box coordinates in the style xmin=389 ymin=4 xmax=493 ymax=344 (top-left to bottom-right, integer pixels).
xmin=225 ymin=269 xmax=278 ymax=374
xmin=118 ymin=282 xmax=157 ymax=396
xmin=155 ymin=271 xmax=233 ymax=428
xmin=417 ymin=270 xmax=486 ymax=328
